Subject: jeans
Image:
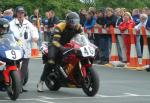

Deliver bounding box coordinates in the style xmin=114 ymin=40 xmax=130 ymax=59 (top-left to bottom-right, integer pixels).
xmin=117 ymin=34 xmax=127 ymax=62
xmin=37 ymin=31 xmax=43 ymax=49
xmin=21 ymin=58 xmax=30 ymax=84
xmin=98 ymin=35 xmax=111 ymax=61
xmin=136 ymin=35 xmax=142 ymax=58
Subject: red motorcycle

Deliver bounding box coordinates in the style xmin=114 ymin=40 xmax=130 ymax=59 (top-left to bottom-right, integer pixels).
xmin=0 ymin=34 xmax=23 ymax=100
xmin=41 ymin=34 xmax=99 ymax=96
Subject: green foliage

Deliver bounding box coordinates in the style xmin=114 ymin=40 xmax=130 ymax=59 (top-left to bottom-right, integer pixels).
xmin=95 ymin=0 xmax=150 ymax=10
xmin=1 ymin=0 xmax=150 ymax=19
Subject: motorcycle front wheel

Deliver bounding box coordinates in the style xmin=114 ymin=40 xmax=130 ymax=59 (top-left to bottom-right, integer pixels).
xmin=7 ymin=71 xmax=21 ymax=100
xmin=81 ymin=67 xmax=99 ymax=96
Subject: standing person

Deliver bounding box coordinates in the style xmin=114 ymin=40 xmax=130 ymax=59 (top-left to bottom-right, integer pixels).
xmin=94 ymin=8 xmax=107 ymax=64
xmin=119 ymin=12 xmax=135 ymax=62
xmin=135 ymin=13 xmax=150 ymax=66
xmin=84 ymin=11 xmax=96 ymax=43
xmin=47 ymin=10 xmax=60 ymax=41
xmin=132 ymin=9 xmax=141 ymax=59
xmin=30 ymin=8 xmax=42 ymax=49
xmin=0 ymin=8 xmax=3 ymax=18
xmin=9 ymin=6 xmax=39 ymax=92
xmin=114 ymin=8 xmax=127 ymax=63
xmin=104 ymin=7 xmax=117 ymax=64
xmin=3 ymin=9 xmax=13 ymax=22
xmin=42 ymin=11 xmax=50 ymax=41
xmin=79 ymin=9 xmax=87 ymax=26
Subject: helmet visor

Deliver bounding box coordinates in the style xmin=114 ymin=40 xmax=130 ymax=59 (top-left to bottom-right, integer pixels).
xmin=69 ymin=18 xmax=80 ymax=25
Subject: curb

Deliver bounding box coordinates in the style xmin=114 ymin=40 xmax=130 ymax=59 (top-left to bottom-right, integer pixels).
xmin=93 ymin=63 xmax=148 ymax=71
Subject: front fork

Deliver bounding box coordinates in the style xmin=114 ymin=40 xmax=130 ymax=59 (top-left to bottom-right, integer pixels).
xmin=3 ymin=65 xmax=18 ymax=85
xmin=79 ymin=59 xmax=92 ymax=78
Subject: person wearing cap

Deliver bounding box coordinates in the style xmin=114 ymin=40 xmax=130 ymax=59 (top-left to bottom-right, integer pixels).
xmin=9 ymin=6 xmax=39 ymax=92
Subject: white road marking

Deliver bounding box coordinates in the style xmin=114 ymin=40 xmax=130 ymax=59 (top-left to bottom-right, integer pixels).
xmin=36 ymin=99 xmax=55 ymax=103
xmin=0 ymin=98 xmax=55 ymax=103
xmin=1 ymin=93 xmax=150 ymax=102
xmin=124 ymin=93 xmax=150 ymax=97
xmin=39 ymin=93 xmax=150 ymax=100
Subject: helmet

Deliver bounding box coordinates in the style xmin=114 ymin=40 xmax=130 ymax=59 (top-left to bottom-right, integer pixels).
xmin=65 ymin=12 xmax=80 ymax=28
xmin=0 ymin=18 xmax=10 ymax=35
xmin=15 ymin=6 xmax=25 ymax=13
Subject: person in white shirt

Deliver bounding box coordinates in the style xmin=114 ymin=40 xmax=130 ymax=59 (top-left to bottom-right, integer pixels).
xmin=9 ymin=6 xmax=39 ymax=92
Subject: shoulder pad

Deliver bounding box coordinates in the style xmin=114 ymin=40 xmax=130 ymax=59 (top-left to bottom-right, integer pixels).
xmin=55 ymin=22 xmax=66 ymax=32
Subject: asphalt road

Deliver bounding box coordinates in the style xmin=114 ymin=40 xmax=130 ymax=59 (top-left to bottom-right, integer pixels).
xmin=0 ymin=58 xmax=150 ymax=103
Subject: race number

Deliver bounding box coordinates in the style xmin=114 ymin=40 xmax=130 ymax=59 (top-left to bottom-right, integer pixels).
xmin=5 ymin=50 xmax=22 ymax=60
xmin=80 ymin=45 xmax=95 ymax=57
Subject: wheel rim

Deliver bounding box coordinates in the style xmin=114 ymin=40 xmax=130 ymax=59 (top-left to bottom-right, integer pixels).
xmin=46 ymin=74 xmax=55 ymax=87
xmin=83 ymin=72 xmax=94 ymax=92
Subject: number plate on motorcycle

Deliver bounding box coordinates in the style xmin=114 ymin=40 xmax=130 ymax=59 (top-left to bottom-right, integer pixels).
xmin=5 ymin=50 xmax=22 ymax=60
xmin=80 ymin=45 xmax=95 ymax=57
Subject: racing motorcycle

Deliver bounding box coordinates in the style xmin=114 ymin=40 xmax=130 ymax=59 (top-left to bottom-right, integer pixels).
xmin=0 ymin=34 xmax=23 ymax=100
xmin=41 ymin=34 xmax=99 ymax=96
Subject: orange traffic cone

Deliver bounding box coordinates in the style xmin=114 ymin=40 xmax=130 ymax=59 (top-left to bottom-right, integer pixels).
xmin=127 ymin=27 xmax=141 ymax=69
xmin=141 ymin=26 xmax=150 ymax=66
xmin=31 ymin=42 xmax=39 ymax=58
xmin=109 ymin=26 xmax=119 ymax=61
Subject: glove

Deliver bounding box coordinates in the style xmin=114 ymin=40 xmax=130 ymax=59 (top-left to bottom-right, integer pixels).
xmin=17 ymin=39 xmax=23 ymax=47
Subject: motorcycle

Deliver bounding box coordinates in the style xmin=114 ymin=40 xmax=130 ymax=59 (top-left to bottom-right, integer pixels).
xmin=0 ymin=33 xmax=23 ymax=100
xmin=41 ymin=34 xmax=99 ymax=96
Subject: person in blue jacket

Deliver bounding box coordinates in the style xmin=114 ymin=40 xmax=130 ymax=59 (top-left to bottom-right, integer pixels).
xmin=84 ymin=11 xmax=96 ymax=30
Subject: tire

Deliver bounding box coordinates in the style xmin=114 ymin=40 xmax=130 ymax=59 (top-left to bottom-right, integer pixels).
xmin=82 ymin=67 xmax=99 ymax=96
xmin=7 ymin=71 xmax=21 ymax=100
xmin=23 ymin=69 xmax=29 ymax=86
xmin=146 ymin=66 xmax=150 ymax=72
xmin=44 ymin=65 xmax=61 ymax=91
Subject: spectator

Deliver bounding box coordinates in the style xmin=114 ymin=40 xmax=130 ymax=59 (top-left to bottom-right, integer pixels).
xmin=79 ymin=9 xmax=87 ymax=26
xmin=84 ymin=11 xmax=96 ymax=43
xmin=47 ymin=10 xmax=60 ymax=41
xmin=94 ymin=8 xmax=108 ymax=64
xmin=142 ymin=7 xmax=150 ymax=18
xmin=0 ymin=8 xmax=3 ymax=18
xmin=134 ymin=13 xmax=148 ymax=59
xmin=10 ymin=6 xmax=39 ymax=92
xmin=48 ymin=10 xmax=60 ymax=28
xmin=30 ymin=8 xmax=43 ymax=48
xmin=84 ymin=11 xmax=96 ymax=30
xmin=114 ymin=8 xmax=127 ymax=62
xmin=132 ymin=9 xmax=140 ymax=25
xmin=104 ymin=7 xmax=117 ymax=63
xmin=119 ymin=12 xmax=135 ymax=62
xmin=42 ymin=11 xmax=50 ymax=41
xmin=3 ymin=9 xmax=13 ymax=21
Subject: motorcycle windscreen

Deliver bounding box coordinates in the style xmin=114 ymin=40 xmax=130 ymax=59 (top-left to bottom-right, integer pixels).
xmin=0 ymin=33 xmax=24 ymax=60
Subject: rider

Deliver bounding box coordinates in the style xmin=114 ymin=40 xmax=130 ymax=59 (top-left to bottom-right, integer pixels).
xmin=0 ymin=18 xmax=10 ymax=36
xmin=37 ymin=12 xmax=83 ymax=92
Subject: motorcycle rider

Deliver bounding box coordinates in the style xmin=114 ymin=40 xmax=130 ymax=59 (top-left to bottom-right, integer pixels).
xmin=9 ymin=6 xmax=39 ymax=92
xmin=0 ymin=18 xmax=10 ymax=36
xmin=37 ymin=12 xmax=83 ymax=92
